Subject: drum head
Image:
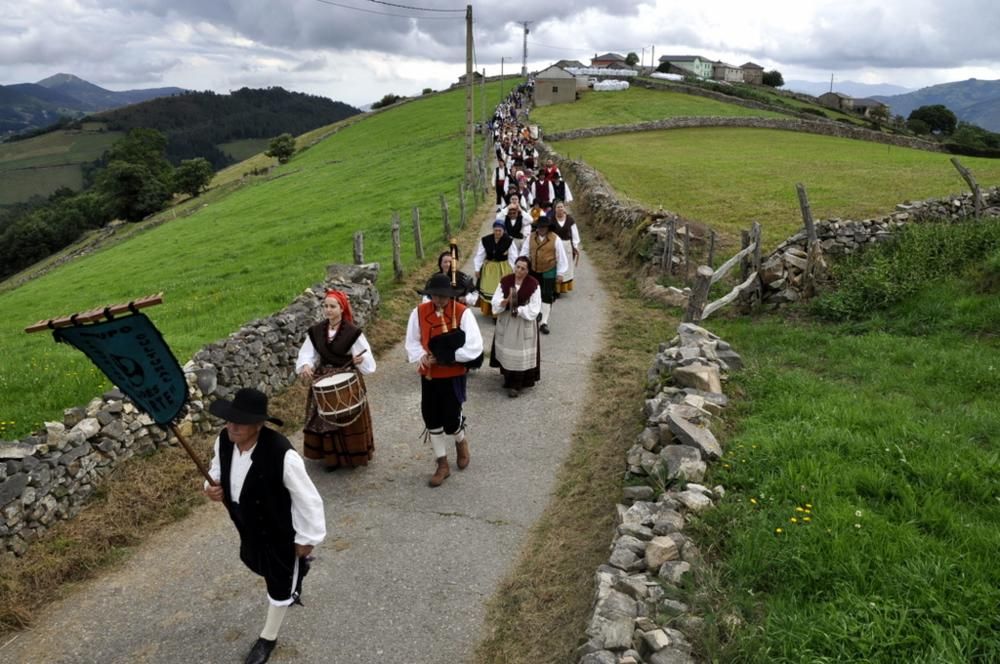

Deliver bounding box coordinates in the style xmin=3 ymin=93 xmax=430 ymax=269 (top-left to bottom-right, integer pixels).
xmin=314 ymin=372 xmax=354 ymax=388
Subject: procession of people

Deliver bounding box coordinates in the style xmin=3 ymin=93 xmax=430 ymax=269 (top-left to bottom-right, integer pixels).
xmin=203 ymin=81 xmax=588 ymax=662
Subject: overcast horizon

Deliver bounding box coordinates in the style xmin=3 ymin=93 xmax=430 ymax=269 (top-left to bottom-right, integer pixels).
xmin=3 ymin=0 xmax=999 ymax=107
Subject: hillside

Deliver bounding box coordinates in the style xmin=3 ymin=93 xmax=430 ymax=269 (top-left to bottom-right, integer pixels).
xmin=0 ymin=73 xmax=185 ymax=138
xmin=876 ymin=78 xmax=1000 ymax=131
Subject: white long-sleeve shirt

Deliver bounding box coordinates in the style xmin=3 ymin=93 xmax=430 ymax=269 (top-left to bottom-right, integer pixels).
xmin=518 ymin=232 xmax=570 ymax=278
xmin=473 ymin=237 xmax=518 ymax=273
xmin=554 ymin=216 xmax=582 ymax=251
xmin=405 ymin=306 xmax=484 ymax=364
xmin=295 ymin=326 xmax=376 ymax=375
xmin=490 ymin=279 xmax=542 ymax=320
xmin=206 ymin=437 xmax=326 ymax=547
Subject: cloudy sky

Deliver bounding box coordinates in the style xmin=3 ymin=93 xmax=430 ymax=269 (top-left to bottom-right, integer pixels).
xmin=2 ymin=0 xmax=999 ymax=106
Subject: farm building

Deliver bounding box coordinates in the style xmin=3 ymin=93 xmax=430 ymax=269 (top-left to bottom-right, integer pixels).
xmin=590 ymin=52 xmax=627 ymax=68
xmin=818 ymin=91 xmax=854 ymax=111
xmin=657 ymin=55 xmax=713 ymax=79
xmin=533 ymin=66 xmax=577 ymax=106
xmin=712 ymin=61 xmax=744 ymax=83
xmin=741 ymin=62 xmax=764 ymax=85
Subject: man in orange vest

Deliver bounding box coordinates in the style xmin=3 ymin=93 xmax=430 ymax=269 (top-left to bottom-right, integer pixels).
xmin=405 ymin=273 xmax=484 ymax=486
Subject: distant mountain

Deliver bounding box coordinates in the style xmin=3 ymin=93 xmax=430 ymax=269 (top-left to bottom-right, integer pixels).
xmin=785 ymin=79 xmax=915 ymax=99
xmin=0 ymin=73 xmax=186 ymax=137
xmin=874 ymin=79 xmax=1000 ymax=132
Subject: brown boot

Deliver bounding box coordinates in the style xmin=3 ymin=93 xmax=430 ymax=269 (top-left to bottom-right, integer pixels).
xmin=428 ymin=456 xmax=450 ymax=487
xmin=456 ymin=438 xmax=470 ymax=470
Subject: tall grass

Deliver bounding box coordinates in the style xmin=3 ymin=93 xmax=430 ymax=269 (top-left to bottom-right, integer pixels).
xmin=0 ymin=82 xmax=505 ymax=438
xmin=692 ymin=221 xmax=1000 ymax=663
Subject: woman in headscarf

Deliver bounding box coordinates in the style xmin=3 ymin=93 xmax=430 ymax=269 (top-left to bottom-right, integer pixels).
xmin=490 ymin=256 xmax=541 ymax=397
xmin=473 ymin=219 xmax=517 ymax=317
xmin=295 ymin=289 xmax=376 ymax=470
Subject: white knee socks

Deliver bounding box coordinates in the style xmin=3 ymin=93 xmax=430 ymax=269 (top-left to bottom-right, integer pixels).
xmin=541 ymin=302 xmax=551 ymax=325
xmin=260 ymin=603 xmax=288 ymax=641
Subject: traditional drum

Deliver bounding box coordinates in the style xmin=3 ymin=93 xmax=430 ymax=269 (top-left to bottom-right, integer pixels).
xmin=312 ymin=372 xmax=366 ymax=426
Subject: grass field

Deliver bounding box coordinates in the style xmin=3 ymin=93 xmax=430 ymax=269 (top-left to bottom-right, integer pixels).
xmin=0 ymin=127 xmax=122 ymax=204
xmin=0 ymin=82 xmax=501 ymax=439
xmin=530 ymin=86 xmax=785 ymax=134
xmin=550 ymin=127 xmax=1000 ymax=249
xmin=692 ymin=226 xmax=1000 ymax=662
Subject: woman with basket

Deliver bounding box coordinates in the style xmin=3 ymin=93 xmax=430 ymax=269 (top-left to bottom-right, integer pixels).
xmin=296 ymin=289 xmax=376 ymax=470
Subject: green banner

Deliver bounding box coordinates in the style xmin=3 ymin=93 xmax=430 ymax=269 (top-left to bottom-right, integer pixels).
xmin=54 ymin=313 xmax=187 ymax=425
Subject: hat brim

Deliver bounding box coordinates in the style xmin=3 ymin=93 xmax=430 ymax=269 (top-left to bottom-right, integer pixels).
xmin=209 ymin=399 xmax=284 ymax=427
xmin=417 ymin=285 xmax=464 ymax=298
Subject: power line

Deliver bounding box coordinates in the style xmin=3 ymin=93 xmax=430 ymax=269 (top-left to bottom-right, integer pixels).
xmin=312 ymin=0 xmax=461 ymax=20
xmin=366 ymin=0 xmax=465 ymax=12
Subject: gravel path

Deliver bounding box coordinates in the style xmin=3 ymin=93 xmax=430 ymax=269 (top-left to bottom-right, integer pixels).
xmin=1 ymin=219 xmax=607 ymax=664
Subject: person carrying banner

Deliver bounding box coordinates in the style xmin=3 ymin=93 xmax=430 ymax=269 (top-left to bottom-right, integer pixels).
xmin=296 ymin=289 xmax=376 ymax=470
xmin=204 ymin=388 xmax=326 ymax=664
xmin=405 ymin=273 xmax=484 ymax=487
xmin=518 ymin=215 xmax=568 ymax=335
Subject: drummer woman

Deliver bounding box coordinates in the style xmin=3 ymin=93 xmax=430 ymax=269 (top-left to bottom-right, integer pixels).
xmin=550 ymin=199 xmax=581 ymax=295
xmin=490 ymin=256 xmax=542 ymax=398
xmin=473 ymin=220 xmax=517 ymax=317
xmin=296 ymin=289 xmax=377 ymax=470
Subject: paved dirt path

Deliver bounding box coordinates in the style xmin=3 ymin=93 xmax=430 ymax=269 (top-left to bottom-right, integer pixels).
xmin=0 ymin=219 xmax=607 ymax=664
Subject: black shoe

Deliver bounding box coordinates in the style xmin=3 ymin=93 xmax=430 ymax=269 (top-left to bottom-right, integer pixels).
xmin=508 ymin=388 xmax=519 ymax=398
xmin=245 ymin=638 xmax=277 ymax=664
xmin=540 ymin=324 xmax=550 ymax=334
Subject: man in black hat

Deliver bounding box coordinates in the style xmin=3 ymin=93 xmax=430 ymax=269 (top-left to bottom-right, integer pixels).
xmin=518 ymin=214 xmax=568 ymax=334
xmin=405 ymin=273 xmax=484 ymax=486
xmin=205 ymin=388 xmax=326 ymax=664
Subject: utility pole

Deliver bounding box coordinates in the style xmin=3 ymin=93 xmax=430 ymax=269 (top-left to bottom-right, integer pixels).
xmin=500 ymin=57 xmax=504 ymax=101
xmin=651 ymin=45 xmax=655 ymax=69
xmin=830 ymin=73 xmax=834 ymax=93
xmin=641 ymin=47 xmax=645 ymax=68
xmin=465 ymin=4 xmax=473 ymax=185
xmin=521 ymin=22 xmax=530 ymax=77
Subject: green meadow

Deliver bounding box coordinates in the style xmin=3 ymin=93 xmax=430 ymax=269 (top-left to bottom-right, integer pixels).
xmin=0 ymin=83 xmax=501 ymax=439
xmin=530 ymin=86 xmax=785 ymax=134
xmin=693 ymin=222 xmax=1000 ymax=662
xmin=549 ymin=127 xmax=1000 ymax=248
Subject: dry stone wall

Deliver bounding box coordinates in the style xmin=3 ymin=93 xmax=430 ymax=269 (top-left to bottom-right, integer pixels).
xmin=0 ymin=263 xmax=380 ymax=556
xmin=544 ymin=116 xmax=944 ymax=153
xmin=578 ymin=323 xmax=741 ymax=664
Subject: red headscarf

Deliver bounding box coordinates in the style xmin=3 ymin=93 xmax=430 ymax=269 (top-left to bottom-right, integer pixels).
xmin=324 ymin=289 xmax=354 ymax=324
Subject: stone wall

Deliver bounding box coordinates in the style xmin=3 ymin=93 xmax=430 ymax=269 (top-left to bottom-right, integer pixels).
xmin=578 ymin=323 xmax=741 ymax=664
xmin=544 ymin=116 xmax=944 ymax=153
xmin=759 ymin=187 xmax=1000 ymax=305
xmin=0 ymin=263 xmax=380 ymax=556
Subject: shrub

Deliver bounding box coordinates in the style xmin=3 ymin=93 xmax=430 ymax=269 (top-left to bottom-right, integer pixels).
xmin=812 ymin=219 xmax=1000 ymax=319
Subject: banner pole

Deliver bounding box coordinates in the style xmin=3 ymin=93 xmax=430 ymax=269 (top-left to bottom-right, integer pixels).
xmin=169 ymin=423 xmax=217 ymax=486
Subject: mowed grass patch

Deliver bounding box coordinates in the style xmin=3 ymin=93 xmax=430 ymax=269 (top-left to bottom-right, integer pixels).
xmin=550 ymin=128 xmax=1000 ymax=251
xmin=530 ymin=86 xmax=785 ymax=134
xmin=689 ymin=232 xmax=1000 ymax=663
xmin=473 ymin=226 xmax=680 ymax=663
xmin=0 ymin=82 xmax=505 ymax=438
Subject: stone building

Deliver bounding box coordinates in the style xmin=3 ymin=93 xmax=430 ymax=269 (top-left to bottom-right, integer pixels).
xmin=533 ymin=65 xmax=577 ymax=106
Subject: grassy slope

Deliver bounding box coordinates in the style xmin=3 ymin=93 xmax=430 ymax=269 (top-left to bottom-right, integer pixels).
xmin=0 ymin=128 xmax=123 ymax=204
xmin=530 ymin=86 xmax=785 ymax=134
xmin=697 ymin=246 xmax=1000 ymax=662
xmin=549 ymin=128 xmax=1000 ymax=249
xmin=0 ymin=83 xmax=499 ymax=438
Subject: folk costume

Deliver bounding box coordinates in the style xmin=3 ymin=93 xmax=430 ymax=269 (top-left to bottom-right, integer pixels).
xmin=206 ymin=389 xmax=326 ymax=664
xmin=493 ymin=161 xmax=509 ymax=208
xmin=550 ymin=210 xmax=581 ymax=294
xmin=473 ymin=221 xmax=517 ymax=317
xmin=490 ymin=271 xmax=542 ymax=396
xmin=296 ymin=290 xmax=376 ymax=470
xmin=427 ymin=250 xmax=479 ymax=307
xmin=405 ymin=274 xmax=484 ymax=487
xmin=552 ymin=177 xmax=573 ymax=204
xmin=518 ymin=216 xmax=569 ymax=334
xmin=496 ymin=206 xmax=530 ymax=244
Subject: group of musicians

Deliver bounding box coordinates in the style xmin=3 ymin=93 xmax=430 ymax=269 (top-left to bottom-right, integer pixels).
xmin=202 ymin=83 xmax=588 ymax=664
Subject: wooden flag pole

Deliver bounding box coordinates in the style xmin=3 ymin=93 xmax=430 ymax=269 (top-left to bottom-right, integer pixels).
xmin=24 ymin=293 xmax=164 ymax=333
xmin=170 ymin=424 xmax=217 ymax=486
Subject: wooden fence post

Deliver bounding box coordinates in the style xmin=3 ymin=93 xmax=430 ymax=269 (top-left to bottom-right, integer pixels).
xmin=683 ymin=223 xmax=691 ymax=282
xmin=440 ymin=193 xmax=451 ymax=240
xmin=796 ymin=183 xmax=817 ymax=244
xmin=750 ymin=221 xmax=762 ymax=309
xmin=708 ymin=229 xmax=716 ymax=269
xmin=950 ymin=157 xmax=984 ymax=216
xmin=353 ymin=231 xmax=364 ymax=265
xmin=391 ymin=213 xmax=403 ymax=282
xmin=459 ymin=182 xmax=467 ymax=229
xmin=412 ymin=206 xmax=424 ymax=260
xmin=684 ymin=266 xmax=714 ymax=322
xmin=663 ymin=219 xmax=675 ymax=276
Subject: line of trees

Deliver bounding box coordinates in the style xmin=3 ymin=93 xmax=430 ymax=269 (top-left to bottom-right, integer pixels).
xmin=0 ymin=129 xmax=213 ymax=280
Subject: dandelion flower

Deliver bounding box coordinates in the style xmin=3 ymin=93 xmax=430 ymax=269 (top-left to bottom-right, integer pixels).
xmin=855 ymin=510 xmax=863 ymax=517
xmin=805 ymin=503 xmax=813 ymax=509
xmin=750 ymin=498 xmax=758 ymax=505
xmin=790 ymin=517 xmax=798 ymax=524
xmin=775 ymin=528 xmax=783 ymax=534
xmin=795 ymin=506 xmax=805 ymax=512
xmin=803 ymin=517 xmax=811 ymax=523
xmin=854 ymin=523 xmax=862 ymax=529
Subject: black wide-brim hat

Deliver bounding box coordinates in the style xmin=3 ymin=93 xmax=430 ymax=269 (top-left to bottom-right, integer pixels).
xmin=417 ymin=272 xmax=464 ymax=298
xmin=534 ymin=214 xmax=554 ymax=229
xmin=209 ymin=387 xmax=284 ymax=426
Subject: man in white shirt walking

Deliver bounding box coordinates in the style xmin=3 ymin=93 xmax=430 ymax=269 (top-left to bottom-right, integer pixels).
xmin=205 ymin=388 xmax=326 ymax=664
